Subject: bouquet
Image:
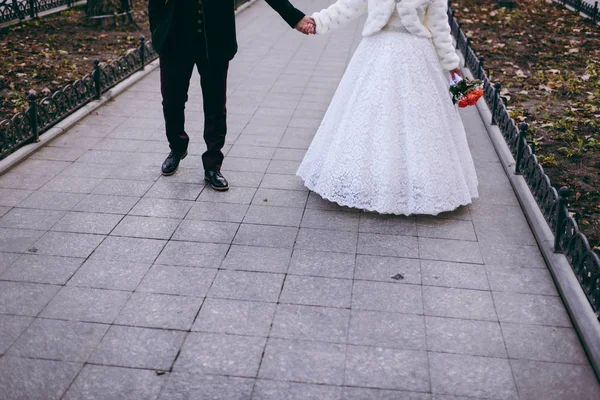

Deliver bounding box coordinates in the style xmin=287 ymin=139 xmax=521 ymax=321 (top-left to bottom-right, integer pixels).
xmin=449 ymin=75 xmax=484 ymax=108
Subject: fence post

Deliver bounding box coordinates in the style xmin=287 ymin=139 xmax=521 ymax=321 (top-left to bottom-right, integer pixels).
xmin=595 ymin=2 xmax=599 ymax=22
xmin=28 ymin=0 xmax=35 ymax=19
xmin=11 ymin=0 xmax=24 ymax=21
xmin=456 ymin=22 xmax=461 ymax=42
xmin=554 ymin=187 xmax=570 ymax=253
xmin=28 ymin=92 xmax=39 ymax=143
xmin=492 ymin=82 xmax=501 ymax=125
xmin=515 ymin=123 xmax=528 ymax=174
xmin=93 ymin=59 xmax=102 ymax=100
xmin=139 ymin=36 xmax=146 ymax=71
xmin=478 ymin=56 xmax=485 ymax=79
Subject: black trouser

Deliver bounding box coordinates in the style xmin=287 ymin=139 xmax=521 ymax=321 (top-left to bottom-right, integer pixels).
xmin=159 ymin=47 xmax=229 ymax=171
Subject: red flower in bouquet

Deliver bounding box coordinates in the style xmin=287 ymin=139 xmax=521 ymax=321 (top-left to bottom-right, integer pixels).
xmin=466 ymin=91 xmax=480 ymax=106
xmin=449 ymin=77 xmax=483 ymax=108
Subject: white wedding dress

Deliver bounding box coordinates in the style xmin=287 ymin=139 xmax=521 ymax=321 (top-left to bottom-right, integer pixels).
xmin=296 ymin=8 xmax=479 ymax=215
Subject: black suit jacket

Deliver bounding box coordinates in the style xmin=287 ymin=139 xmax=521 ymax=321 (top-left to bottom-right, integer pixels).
xmin=148 ymin=0 xmax=305 ymax=60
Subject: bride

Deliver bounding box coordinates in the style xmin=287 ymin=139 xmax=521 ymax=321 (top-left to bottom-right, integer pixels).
xmin=296 ymin=0 xmax=479 ymax=215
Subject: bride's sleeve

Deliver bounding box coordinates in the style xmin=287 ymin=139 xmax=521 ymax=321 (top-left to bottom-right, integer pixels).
xmin=424 ymin=0 xmax=460 ymax=70
xmin=312 ymin=0 xmax=368 ymax=34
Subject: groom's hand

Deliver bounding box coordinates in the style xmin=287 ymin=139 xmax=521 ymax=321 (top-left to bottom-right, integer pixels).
xmin=295 ymin=16 xmax=316 ymax=35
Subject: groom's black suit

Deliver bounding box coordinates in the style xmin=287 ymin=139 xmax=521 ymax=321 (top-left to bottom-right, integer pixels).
xmin=148 ymin=0 xmax=305 ymax=172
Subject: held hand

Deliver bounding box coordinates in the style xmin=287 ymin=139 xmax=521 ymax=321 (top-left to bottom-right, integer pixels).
xmin=449 ymin=68 xmax=462 ymax=78
xmin=295 ymin=16 xmax=316 ymax=35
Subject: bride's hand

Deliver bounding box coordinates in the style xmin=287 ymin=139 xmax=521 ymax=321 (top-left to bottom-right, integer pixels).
xmin=449 ymin=68 xmax=462 ymax=78
xmin=296 ymin=16 xmax=316 ymax=35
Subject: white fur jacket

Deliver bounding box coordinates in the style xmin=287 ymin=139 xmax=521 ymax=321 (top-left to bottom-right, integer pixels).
xmin=312 ymin=0 xmax=459 ymax=70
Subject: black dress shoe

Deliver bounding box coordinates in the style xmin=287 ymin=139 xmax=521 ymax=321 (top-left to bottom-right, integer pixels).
xmin=161 ymin=151 xmax=188 ymax=176
xmin=205 ymin=170 xmax=229 ymax=191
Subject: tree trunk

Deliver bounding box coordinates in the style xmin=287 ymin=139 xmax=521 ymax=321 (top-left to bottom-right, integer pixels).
xmin=497 ymin=0 xmax=517 ymax=9
xmin=86 ymin=0 xmax=135 ymax=27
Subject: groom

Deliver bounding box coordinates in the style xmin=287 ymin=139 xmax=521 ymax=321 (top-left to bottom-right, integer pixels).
xmin=148 ymin=0 xmax=315 ymax=191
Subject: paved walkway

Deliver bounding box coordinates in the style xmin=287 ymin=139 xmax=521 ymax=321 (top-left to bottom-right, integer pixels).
xmin=1 ymin=1 xmax=600 ymax=399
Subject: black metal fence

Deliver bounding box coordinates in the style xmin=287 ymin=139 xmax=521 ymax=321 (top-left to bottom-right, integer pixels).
xmin=0 ymin=0 xmax=79 ymax=24
xmin=559 ymin=0 xmax=600 ymax=21
xmin=448 ymin=4 xmax=600 ymax=316
xmin=0 ymin=37 xmax=157 ymax=160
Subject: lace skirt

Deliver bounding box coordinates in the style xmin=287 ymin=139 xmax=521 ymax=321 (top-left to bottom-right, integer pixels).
xmin=296 ymin=30 xmax=479 ymax=215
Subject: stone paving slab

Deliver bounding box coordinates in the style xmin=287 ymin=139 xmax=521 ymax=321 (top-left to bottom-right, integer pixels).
xmin=1 ymin=0 xmax=600 ymax=399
